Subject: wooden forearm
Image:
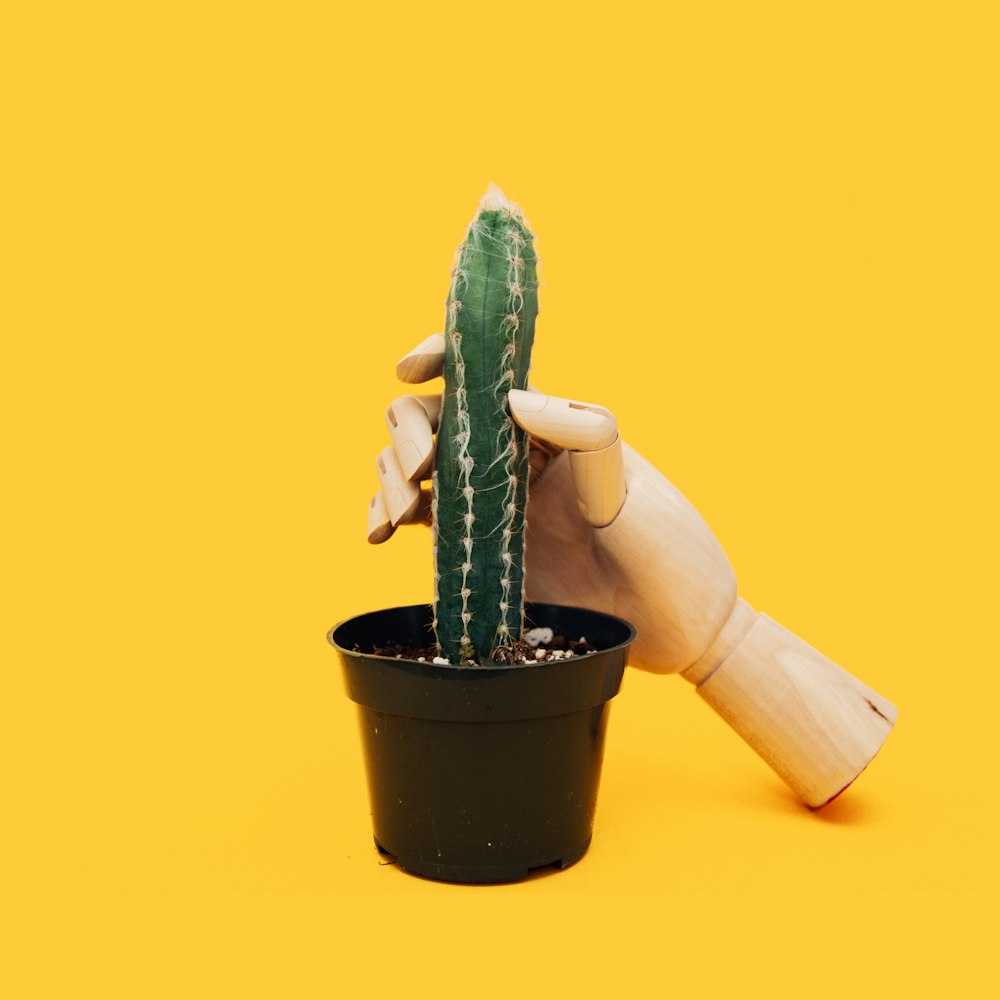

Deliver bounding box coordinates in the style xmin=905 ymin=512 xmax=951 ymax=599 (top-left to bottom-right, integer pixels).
xmin=525 ymin=446 xmax=897 ymax=806
xmin=682 ymin=599 xmax=898 ymax=806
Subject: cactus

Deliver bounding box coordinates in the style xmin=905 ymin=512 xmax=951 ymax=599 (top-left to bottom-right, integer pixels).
xmin=432 ymin=185 xmax=540 ymax=664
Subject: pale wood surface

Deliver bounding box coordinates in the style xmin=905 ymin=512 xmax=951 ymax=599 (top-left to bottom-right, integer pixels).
xmin=525 ymin=446 xmax=897 ymax=805
xmin=375 ymin=444 xmax=420 ymax=526
xmin=681 ymin=596 xmax=757 ymax=685
xmin=395 ymin=332 xmax=445 ymax=383
xmin=385 ymin=394 xmax=438 ymax=481
xmin=508 ymin=389 xmax=628 ymax=528
xmin=568 ymin=435 xmax=628 ymax=528
xmin=366 ymin=491 xmax=394 ymax=545
xmin=525 ymin=445 xmax=738 ymax=672
xmin=695 ymin=612 xmax=899 ymax=806
xmin=508 ymin=389 xmax=619 ymax=451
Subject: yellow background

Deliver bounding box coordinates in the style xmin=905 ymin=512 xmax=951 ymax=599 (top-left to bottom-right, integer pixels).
xmin=2 ymin=4 xmax=998 ymax=997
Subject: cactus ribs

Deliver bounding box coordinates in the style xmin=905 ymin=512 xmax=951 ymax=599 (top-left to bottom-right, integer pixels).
xmin=432 ymin=185 xmax=540 ymax=664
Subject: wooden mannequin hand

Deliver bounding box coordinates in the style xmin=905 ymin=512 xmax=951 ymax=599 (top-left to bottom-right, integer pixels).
xmin=367 ymin=333 xmax=735 ymax=674
xmin=366 ymin=334 xmax=898 ymax=806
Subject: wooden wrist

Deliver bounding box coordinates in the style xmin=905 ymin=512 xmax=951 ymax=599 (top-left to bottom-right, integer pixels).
xmin=683 ymin=599 xmax=898 ymax=807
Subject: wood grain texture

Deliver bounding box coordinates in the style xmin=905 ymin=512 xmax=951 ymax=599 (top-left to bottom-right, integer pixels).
xmin=385 ymin=394 xmax=436 ymax=481
xmin=509 ymin=389 xmax=618 ymax=451
xmin=695 ymin=613 xmax=899 ymax=806
xmin=525 ymin=444 xmax=737 ymax=672
xmin=525 ymin=443 xmax=897 ymax=805
xmin=395 ymin=333 xmax=445 ymax=384
xmin=568 ymin=435 xmax=628 ymax=527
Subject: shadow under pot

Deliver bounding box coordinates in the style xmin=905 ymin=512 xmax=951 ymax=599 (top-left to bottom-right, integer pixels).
xmin=329 ymin=602 xmax=637 ymax=884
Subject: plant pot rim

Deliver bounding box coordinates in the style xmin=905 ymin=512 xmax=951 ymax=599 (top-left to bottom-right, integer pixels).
xmin=330 ymin=602 xmax=637 ymax=721
xmin=327 ymin=601 xmax=638 ymax=672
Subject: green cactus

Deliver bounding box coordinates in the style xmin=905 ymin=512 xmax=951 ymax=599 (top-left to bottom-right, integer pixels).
xmin=433 ymin=186 xmax=539 ymax=664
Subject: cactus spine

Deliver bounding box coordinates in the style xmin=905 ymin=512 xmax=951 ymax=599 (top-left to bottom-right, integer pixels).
xmin=433 ymin=185 xmax=539 ymax=664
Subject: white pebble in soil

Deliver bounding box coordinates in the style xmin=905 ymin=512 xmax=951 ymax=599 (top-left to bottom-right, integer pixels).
xmin=523 ymin=626 xmax=554 ymax=648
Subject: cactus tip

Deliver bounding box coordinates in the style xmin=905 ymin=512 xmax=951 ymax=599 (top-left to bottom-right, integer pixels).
xmin=479 ymin=182 xmax=510 ymax=212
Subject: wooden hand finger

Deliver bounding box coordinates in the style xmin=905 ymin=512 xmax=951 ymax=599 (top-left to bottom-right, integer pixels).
xmin=508 ymin=388 xmax=618 ymax=451
xmin=509 ymin=388 xmax=626 ymax=526
xmin=396 ymin=333 xmax=445 ymax=384
xmin=567 ymin=436 xmax=627 ymax=527
xmin=367 ymin=491 xmax=396 ymax=544
xmin=386 ymin=394 xmax=440 ymax=481
xmin=376 ymin=446 xmax=422 ymax=526
xmin=367 ymin=486 xmax=432 ymax=542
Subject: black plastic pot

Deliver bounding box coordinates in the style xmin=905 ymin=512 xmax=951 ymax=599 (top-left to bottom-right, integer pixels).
xmin=328 ymin=602 xmax=636 ymax=884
